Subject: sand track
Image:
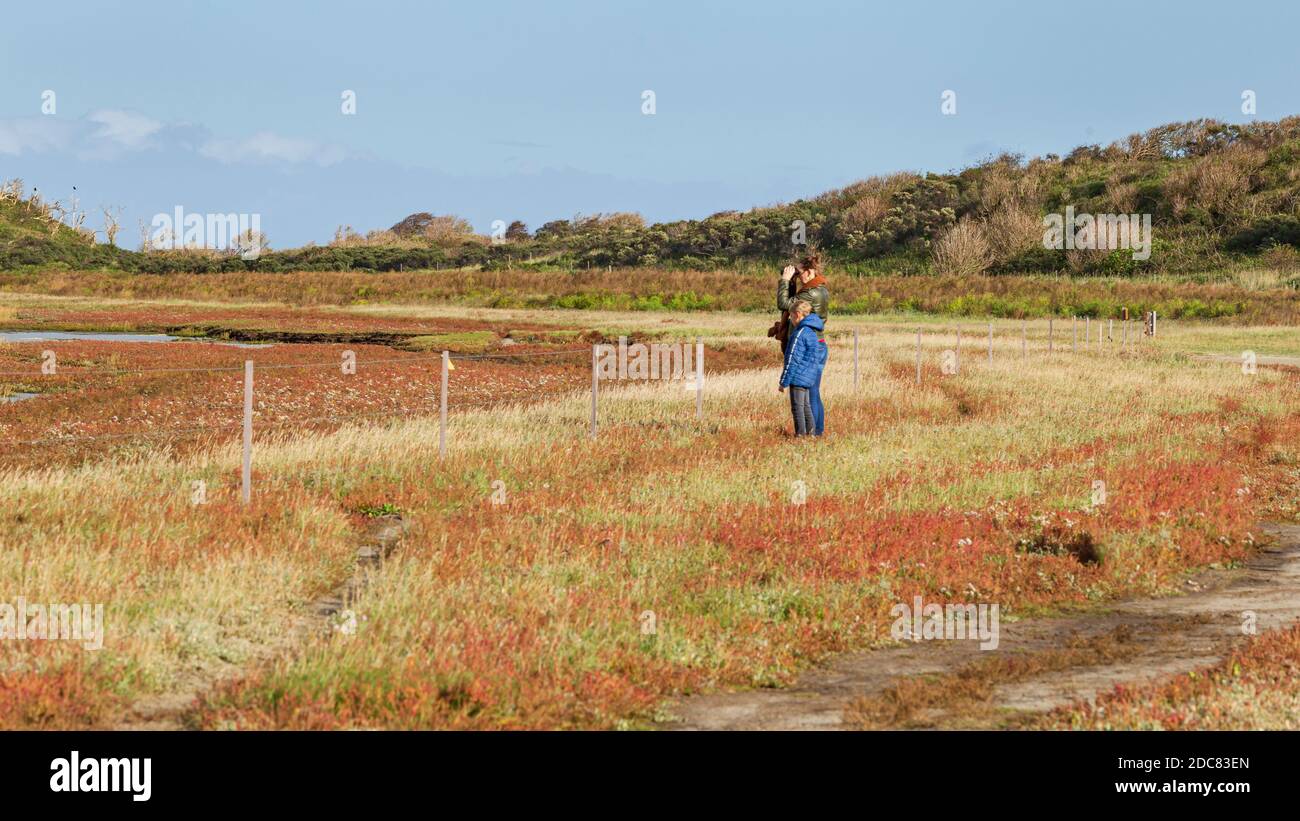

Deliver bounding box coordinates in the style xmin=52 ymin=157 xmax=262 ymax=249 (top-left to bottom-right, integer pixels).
xmin=115 ymin=515 xmax=408 ymax=730
xmin=666 ymin=523 xmax=1300 ymax=730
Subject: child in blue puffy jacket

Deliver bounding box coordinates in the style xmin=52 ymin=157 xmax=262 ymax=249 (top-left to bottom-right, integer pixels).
xmin=778 ymin=300 xmax=828 ymax=436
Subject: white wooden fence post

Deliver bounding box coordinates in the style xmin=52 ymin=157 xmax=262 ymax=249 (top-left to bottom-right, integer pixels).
xmin=915 ymin=328 xmax=922 ymax=385
xmin=242 ymin=360 xmax=253 ymax=505
xmin=955 ymin=327 xmax=961 ymax=374
xmin=853 ymin=329 xmax=859 ymax=390
xmin=987 ymin=321 xmax=993 ymax=364
xmin=440 ymin=351 xmax=449 ymax=457
xmin=695 ymin=337 xmax=704 ymax=421
xmin=590 ymin=344 xmax=598 ymax=440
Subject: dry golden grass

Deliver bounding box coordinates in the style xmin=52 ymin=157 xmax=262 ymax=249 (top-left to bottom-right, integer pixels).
xmin=1 ymin=309 xmax=1297 ymax=728
xmin=5 ymin=269 xmax=1300 ymax=325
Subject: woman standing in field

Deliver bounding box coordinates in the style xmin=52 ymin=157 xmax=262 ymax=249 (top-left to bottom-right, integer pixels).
xmin=773 ymin=252 xmax=830 ymax=434
xmin=778 ymin=299 xmax=828 ymax=437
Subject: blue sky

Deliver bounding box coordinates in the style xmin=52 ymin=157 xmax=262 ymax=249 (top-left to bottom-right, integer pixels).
xmin=2 ymin=0 xmax=1298 ymax=247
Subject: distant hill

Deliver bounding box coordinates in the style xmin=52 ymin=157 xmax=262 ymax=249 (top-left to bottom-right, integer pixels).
xmin=0 ymin=182 xmax=131 ymax=270
xmin=4 ymin=115 xmax=1300 ymax=280
xmin=494 ymin=116 xmax=1300 ymax=280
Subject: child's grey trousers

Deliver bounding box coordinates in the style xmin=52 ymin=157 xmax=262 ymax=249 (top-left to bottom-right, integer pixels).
xmin=789 ymin=386 xmax=815 ymax=436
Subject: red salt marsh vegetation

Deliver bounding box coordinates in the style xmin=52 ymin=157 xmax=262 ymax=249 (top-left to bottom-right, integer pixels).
xmin=2 ymin=307 xmax=1296 ymax=729
xmin=0 ymin=338 xmax=590 ymax=469
xmin=0 ymin=302 xmax=772 ymax=470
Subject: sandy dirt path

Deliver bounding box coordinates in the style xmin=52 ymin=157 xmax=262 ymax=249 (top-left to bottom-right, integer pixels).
xmin=115 ymin=515 xmax=408 ymax=730
xmin=665 ymin=523 xmax=1300 ymax=730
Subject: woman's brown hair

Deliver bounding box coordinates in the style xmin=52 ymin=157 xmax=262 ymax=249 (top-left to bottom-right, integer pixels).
xmin=799 ymin=251 xmax=822 ymax=272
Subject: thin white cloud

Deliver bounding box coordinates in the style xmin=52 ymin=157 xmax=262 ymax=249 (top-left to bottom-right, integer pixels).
xmin=0 ymin=117 xmax=77 ymax=156
xmin=0 ymin=111 xmax=345 ymax=169
xmin=199 ymin=131 xmax=346 ymax=166
xmin=0 ymin=110 xmax=171 ymax=160
xmin=86 ymin=109 xmax=163 ymax=148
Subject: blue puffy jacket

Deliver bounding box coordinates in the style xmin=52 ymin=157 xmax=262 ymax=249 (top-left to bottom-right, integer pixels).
xmin=779 ymin=313 xmax=827 ymax=389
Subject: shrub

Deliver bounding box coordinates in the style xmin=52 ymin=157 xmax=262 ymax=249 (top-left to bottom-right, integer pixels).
xmin=931 ymin=220 xmax=993 ymax=276
xmin=983 ymin=204 xmax=1043 ymax=260
xmin=1226 ymin=215 xmax=1300 ymax=252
